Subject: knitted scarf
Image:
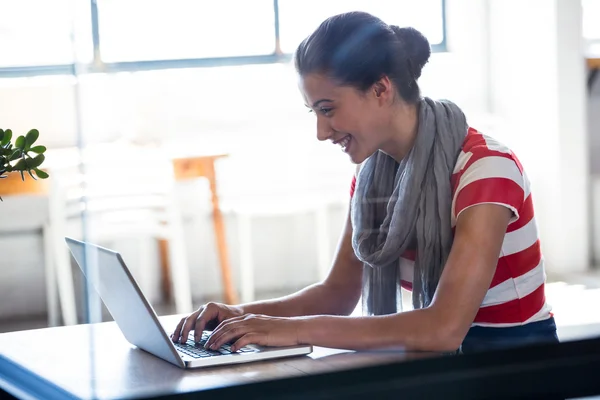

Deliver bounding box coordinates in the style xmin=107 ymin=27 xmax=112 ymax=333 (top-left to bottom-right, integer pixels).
xmin=351 ymin=97 xmax=468 ymax=314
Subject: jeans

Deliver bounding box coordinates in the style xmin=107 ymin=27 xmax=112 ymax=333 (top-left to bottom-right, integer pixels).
xmin=459 ymin=316 xmax=559 ymax=355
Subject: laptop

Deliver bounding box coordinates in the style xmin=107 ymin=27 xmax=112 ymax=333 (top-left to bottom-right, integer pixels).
xmin=65 ymin=237 xmax=313 ymax=369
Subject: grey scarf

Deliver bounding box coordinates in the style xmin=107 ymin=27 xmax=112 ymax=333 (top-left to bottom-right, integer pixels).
xmin=351 ymin=97 xmax=468 ymax=315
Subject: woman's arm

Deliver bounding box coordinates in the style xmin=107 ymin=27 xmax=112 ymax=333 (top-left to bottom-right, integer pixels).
xmin=240 ymin=205 xmax=364 ymax=317
xmin=205 ymin=203 xmax=511 ymax=353
xmin=174 ymin=200 xmax=363 ymax=343
xmin=296 ymin=203 xmax=511 ymax=352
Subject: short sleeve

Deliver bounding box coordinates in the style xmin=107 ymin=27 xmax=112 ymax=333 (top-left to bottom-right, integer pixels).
xmin=452 ymin=151 xmax=526 ymax=226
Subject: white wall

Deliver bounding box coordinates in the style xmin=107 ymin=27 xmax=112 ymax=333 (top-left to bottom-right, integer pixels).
xmin=487 ymin=0 xmax=590 ymax=273
xmin=590 ymin=67 xmax=600 ymax=265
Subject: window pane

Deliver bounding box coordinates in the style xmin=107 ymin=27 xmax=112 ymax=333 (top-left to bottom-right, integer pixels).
xmin=98 ymin=0 xmax=276 ymax=62
xmin=0 ymin=0 xmax=92 ymax=67
xmin=278 ymin=0 xmax=444 ymax=54
xmin=583 ymin=0 xmax=600 ymax=40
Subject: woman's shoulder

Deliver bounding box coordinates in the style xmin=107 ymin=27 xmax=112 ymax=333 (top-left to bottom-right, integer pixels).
xmin=451 ymin=127 xmax=531 ymax=226
xmin=461 ymin=127 xmax=514 ymax=156
xmin=455 ymin=127 xmax=525 ymax=176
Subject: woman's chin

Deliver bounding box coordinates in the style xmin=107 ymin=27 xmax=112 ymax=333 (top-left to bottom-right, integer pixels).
xmin=348 ymin=152 xmax=366 ymax=165
xmin=348 ymin=148 xmax=376 ymax=164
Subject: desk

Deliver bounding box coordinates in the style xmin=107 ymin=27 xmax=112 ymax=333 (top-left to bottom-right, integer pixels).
xmin=0 ymin=315 xmax=437 ymax=400
xmin=2 ymin=316 xmax=600 ymax=399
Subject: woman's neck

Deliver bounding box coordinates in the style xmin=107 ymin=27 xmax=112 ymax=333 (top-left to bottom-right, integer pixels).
xmin=380 ymin=102 xmax=419 ymax=163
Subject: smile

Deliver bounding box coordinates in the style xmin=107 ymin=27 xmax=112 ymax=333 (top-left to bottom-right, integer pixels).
xmin=334 ymin=134 xmax=352 ymax=153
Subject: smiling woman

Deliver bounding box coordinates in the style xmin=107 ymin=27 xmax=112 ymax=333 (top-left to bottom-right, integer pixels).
xmin=172 ymin=11 xmax=558 ymax=355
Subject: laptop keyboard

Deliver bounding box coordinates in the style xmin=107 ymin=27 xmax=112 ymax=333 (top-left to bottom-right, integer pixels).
xmin=174 ymin=331 xmax=257 ymax=358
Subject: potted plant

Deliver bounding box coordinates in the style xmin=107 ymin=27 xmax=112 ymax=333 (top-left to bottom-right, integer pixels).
xmin=0 ymin=128 xmax=49 ymax=201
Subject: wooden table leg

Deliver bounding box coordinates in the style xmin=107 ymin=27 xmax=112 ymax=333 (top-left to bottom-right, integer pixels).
xmin=158 ymin=239 xmax=172 ymax=302
xmin=171 ymin=155 xmax=239 ymax=305
xmin=205 ymin=162 xmax=239 ymax=305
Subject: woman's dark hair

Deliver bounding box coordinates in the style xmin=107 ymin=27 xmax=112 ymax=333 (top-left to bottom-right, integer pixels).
xmin=294 ymin=12 xmax=431 ymax=104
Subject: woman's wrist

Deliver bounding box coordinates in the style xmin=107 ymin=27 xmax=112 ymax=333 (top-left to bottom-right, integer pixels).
xmin=236 ymin=302 xmax=266 ymax=317
xmin=294 ymin=316 xmax=317 ymax=345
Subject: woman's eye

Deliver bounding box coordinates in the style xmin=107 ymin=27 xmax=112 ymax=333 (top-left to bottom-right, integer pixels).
xmin=307 ymin=108 xmax=332 ymax=116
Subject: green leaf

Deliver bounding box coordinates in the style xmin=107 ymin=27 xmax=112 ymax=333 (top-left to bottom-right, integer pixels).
xmin=20 ymin=170 xmax=24 ymax=181
xmin=29 ymin=145 xmax=46 ymax=154
xmin=0 ymin=129 xmax=11 ymax=147
xmin=15 ymin=135 xmax=25 ymax=150
xmin=0 ymin=129 xmax=4 ymax=142
xmin=25 ymin=153 xmax=45 ymax=169
xmin=27 ymin=169 xmax=37 ymax=180
xmin=25 ymin=129 xmax=39 ymax=147
xmin=9 ymin=149 xmax=21 ymax=161
xmin=34 ymin=168 xmax=49 ymax=179
xmin=13 ymin=159 xmax=26 ymax=171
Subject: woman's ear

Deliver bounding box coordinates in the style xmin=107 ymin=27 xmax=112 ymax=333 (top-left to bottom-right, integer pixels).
xmin=372 ymin=76 xmax=394 ymax=103
xmin=374 ymin=82 xmax=384 ymax=98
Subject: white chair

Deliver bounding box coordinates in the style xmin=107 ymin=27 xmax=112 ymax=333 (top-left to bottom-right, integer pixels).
xmin=46 ymin=143 xmax=194 ymax=324
xmin=0 ymin=186 xmax=71 ymax=327
xmin=216 ymin=152 xmax=349 ymax=303
xmin=229 ymin=195 xmax=338 ymax=303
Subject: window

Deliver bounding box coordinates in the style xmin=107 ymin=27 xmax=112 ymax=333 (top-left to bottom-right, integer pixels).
xmin=278 ymin=0 xmax=445 ymax=54
xmin=583 ymin=0 xmax=600 ymax=41
xmin=97 ymin=0 xmax=276 ymax=62
xmin=0 ymin=0 xmax=446 ymax=75
xmin=0 ymin=0 xmax=92 ymax=68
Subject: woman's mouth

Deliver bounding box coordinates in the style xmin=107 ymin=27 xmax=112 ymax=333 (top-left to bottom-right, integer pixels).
xmin=335 ymin=134 xmax=352 ymax=153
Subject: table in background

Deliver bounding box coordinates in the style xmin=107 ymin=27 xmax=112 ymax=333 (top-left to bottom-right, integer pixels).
xmin=0 ymin=147 xmax=239 ymax=308
xmin=164 ymin=154 xmax=237 ymax=305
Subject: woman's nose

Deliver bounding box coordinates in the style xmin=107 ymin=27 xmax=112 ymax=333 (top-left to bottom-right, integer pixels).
xmin=316 ymin=117 xmax=332 ymax=142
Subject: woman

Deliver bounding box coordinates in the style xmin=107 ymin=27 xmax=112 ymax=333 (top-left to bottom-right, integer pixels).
xmin=171 ymin=11 xmax=558 ymax=354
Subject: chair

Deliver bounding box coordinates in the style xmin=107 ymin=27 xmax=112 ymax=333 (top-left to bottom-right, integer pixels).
xmin=0 ymin=172 xmax=77 ymax=326
xmin=46 ymin=143 xmax=194 ymax=323
xmin=230 ymin=195 xmax=337 ymax=303
xmin=216 ymin=152 xmax=348 ymax=303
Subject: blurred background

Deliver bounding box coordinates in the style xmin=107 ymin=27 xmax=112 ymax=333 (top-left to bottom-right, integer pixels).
xmin=0 ymin=0 xmax=599 ymax=343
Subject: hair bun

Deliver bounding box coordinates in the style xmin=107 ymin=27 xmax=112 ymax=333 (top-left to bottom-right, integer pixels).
xmin=390 ymin=25 xmax=431 ymax=79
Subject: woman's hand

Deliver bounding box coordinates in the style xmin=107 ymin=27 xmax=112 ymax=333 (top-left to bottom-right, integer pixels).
xmin=204 ymin=314 xmax=305 ymax=352
xmin=171 ymin=302 xmax=244 ymax=344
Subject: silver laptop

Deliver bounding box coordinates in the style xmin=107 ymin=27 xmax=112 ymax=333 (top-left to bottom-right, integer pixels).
xmin=65 ymin=237 xmax=313 ymax=369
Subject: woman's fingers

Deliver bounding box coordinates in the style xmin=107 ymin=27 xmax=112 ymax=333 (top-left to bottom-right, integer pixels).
xmin=171 ymin=317 xmax=188 ymax=342
xmin=231 ymin=333 xmax=263 ymax=352
xmin=206 ymin=315 xmax=254 ymax=349
xmin=193 ymin=303 xmax=225 ymax=342
xmin=174 ymin=308 xmax=202 ymax=343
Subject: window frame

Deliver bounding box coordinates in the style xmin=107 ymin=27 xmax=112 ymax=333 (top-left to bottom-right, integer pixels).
xmin=0 ymin=0 xmax=447 ymax=78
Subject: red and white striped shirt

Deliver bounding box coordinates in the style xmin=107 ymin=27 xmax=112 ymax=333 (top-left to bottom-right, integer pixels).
xmin=350 ymin=127 xmax=552 ymax=327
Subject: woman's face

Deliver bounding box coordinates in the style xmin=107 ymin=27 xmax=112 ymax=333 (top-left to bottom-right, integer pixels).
xmin=299 ymin=73 xmax=395 ymax=164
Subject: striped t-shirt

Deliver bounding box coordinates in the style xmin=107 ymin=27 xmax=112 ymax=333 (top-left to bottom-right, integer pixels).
xmin=350 ymin=127 xmax=552 ymax=327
